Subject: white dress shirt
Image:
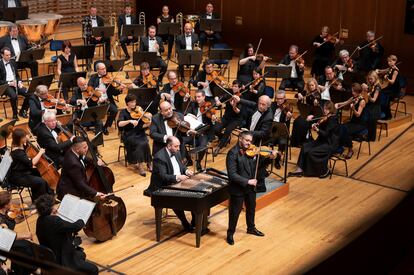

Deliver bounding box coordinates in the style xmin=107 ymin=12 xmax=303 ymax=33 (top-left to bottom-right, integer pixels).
xmin=3 ymin=60 xmax=14 ymax=82
xmin=185 ymin=35 xmax=192 ymax=50
xmin=47 ymin=126 xmax=59 ymax=143
xmin=273 ymin=108 xmax=282 ymax=122
xmin=196 ymin=107 xmax=203 ymax=123
xmin=91 ymin=16 xmax=98 ymax=27
xmin=125 ymin=15 xmax=131 ymax=25
xmin=38 ymin=96 xmax=45 ymax=110
xmin=10 ymin=37 xmax=20 ymax=61
xmin=98 ymin=77 xmax=108 ymax=101
xmin=148 ymin=37 xmax=157 ymax=53
xmin=289 ymin=60 xmax=298 ymax=78
xmin=321 ymin=81 xmax=331 ymax=100
xmin=250 ymin=111 xmax=262 ymax=131
xmin=8 ymin=0 xmax=16 ymax=8
xmin=206 ymin=14 xmax=212 ymax=19
xmin=167 ymin=148 xmax=181 ymax=176
xmin=163 ymin=119 xmax=174 ymax=143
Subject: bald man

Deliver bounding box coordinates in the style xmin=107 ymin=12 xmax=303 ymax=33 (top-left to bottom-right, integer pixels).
xmin=176 ymin=23 xmax=200 ymax=82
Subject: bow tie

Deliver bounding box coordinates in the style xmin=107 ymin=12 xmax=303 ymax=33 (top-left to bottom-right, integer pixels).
xmin=5 ymin=62 xmax=9 ymax=66
xmin=79 ymin=155 xmax=84 ymax=161
xmin=91 ymin=17 xmax=96 ymax=20
xmin=170 ymin=153 xmax=176 ymax=158
xmin=126 ymin=15 xmax=130 ymax=17
xmin=11 ymin=38 xmax=17 ymax=41
xmin=149 ymin=38 xmax=155 ymax=41
xmin=186 ymin=35 xmax=191 ymax=37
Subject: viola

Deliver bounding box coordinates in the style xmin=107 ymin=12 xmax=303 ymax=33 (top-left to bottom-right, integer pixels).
xmin=166 ymin=112 xmax=191 ymax=133
xmin=129 ymin=106 xmax=152 ymax=124
xmin=83 ymin=86 xmax=102 ymax=102
xmin=245 ymin=144 xmax=274 ymax=158
xmin=7 ymin=203 xmax=31 ymax=223
xmin=43 ymin=94 xmax=71 ymax=110
xmin=172 ymin=82 xmax=190 ymax=97
xmin=199 ymin=101 xmax=217 ymax=119
xmin=324 ymin=34 xmax=338 ymax=43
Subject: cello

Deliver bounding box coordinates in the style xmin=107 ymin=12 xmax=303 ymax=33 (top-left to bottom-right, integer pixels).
xmin=75 ymin=122 xmax=127 ymax=242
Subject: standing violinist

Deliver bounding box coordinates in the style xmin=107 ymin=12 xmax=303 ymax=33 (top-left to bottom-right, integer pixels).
xmin=57 ymin=136 xmax=107 ymax=201
xmin=118 ymin=94 xmax=152 ymax=176
xmin=36 ymin=111 xmax=75 ymax=169
xmin=88 ymin=62 xmax=123 ymax=135
xmin=69 ymin=77 xmax=104 ymax=135
xmin=333 ymin=49 xmax=358 ymax=91
xmin=279 ymin=45 xmax=305 ymax=93
xmin=139 ymin=25 xmax=167 ymax=84
xmin=176 ymin=23 xmax=200 ymax=82
xmin=237 ymin=43 xmax=268 ymax=85
xmin=193 ymin=60 xmax=219 ymax=101
xmin=288 ymin=101 xmax=339 ymax=178
xmin=161 ymin=71 xmax=190 ymax=112
xmin=311 ymin=26 xmax=339 ymax=78
xmin=357 ymin=30 xmax=384 ymax=76
xmin=198 ymin=3 xmax=221 ymax=49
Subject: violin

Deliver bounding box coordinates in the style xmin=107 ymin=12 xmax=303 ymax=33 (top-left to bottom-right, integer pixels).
xmin=324 ymin=34 xmax=338 ymax=43
xmin=43 ymin=94 xmax=71 ymax=110
xmin=245 ymin=144 xmax=274 ymax=158
xmin=345 ymin=58 xmax=354 ymax=69
xmin=102 ymin=73 xmax=128 ymax=93
xmin=166 ymin=112 xmax=191 ymax=133
xmin=206 ymin=71 xmax=227 ymax=87
xmin=251 ymin=77 xmax=264 ymax=89
xmin=255 ymin=53 xmax=272 ymax=61
xmin=199 ymin=101 xmax=217 ymax=119
xmin=83 ymin=86 xmax=102 ymax=102
xmin=280 ymin=102 xmax=293 ymax=114
xmin=129 ymin=106 xmax=152 ymax=124
xmin=172 ymin=82 xmax=190 ymax=97
xmin=141 ymin=73 xmax=157 ymax=88
xmin=7 ymin=203 xmax=31 ymax=222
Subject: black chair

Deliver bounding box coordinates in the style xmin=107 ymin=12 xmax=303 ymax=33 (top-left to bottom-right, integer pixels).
xmin=29 ymin=242 xmax=56 ymax=275
xmin=352 ymin=128 xmax=371 ymax=159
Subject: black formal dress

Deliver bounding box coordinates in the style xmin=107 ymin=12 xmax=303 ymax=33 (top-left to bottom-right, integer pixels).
xmin=83 ymin=15 xmax=111 ymax=59
xmin=36 ymin=215 xmax=98 ymax=274
xmin=157 ymin=14 xmax=174 ymax=59
xmin=118 ymin=109 xmax=152 ymax=165
xmin=118 ymin=13 xmax=137 ymax=58
xmin=339 ymin=97 xmax=368 ymax=149
xmin=297 ymin=115 xmax=340 ymax=177
xmin=9 ymin=148 xmax=52 ymax=201
xmin=237 ymin=54 xmax=261 ymax=84
xmin=57 ymin=53 xmax=76 ymax=100
xmin=243 ymin=79 xmax=265 ymax=104
xmin=357 ymin=40 xmax=384 ymax=73
xmin=311 ymin=35 xmax=336 ymax=78
xmin=279 ymin=54 xmax=305 ymax=92
xmin=139 ymin=36 xmax=167 ymax=82
xmin=380 ymin=69 xmax=400 ymax=120
xmin=35 ymin=123 xmax=73 ymax=168
xmin=175 ymin=33 xmax=200 ymax=80
xmin=198 ymin=12 xmax=221 ymax=48
xmin=57 ymin=149 xmax=97 ymax=201
xmin=366 ymin=83 xmax=382 ymax=141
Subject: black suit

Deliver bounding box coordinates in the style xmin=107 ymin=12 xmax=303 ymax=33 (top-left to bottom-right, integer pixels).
xmin=139 ymin=36 xmax=167 ymax=82
xmin=117 ymin=14 xmax=137 ymax=58
xmin=36 ymin=123 xmax=73 ymax=168
xmin=28 ymin=94 xmax=43 ymax=131
xmin=192 ymin=70 xmax=218 ymax=99
xmin=279 ymin=54 xmax=304 ymax=92
xmin=36 ymin=215 xmax=98 ymax=274
xmin=161 ymin=83 xmax=186 ymax=112
xmin=0 ymin=34 xmax=38 ymax=77
xmin=84 ymin=15 xmax=111 ymax=59
xmin=57 ymin=149 xmax=97 ymax=201
xmin=0 ymin=58 xmax=29 ymax=117
xmin=198 ymin=12 xmax=221 ymax=48
xmin=176 ymin=33 xmax=200 ymax=80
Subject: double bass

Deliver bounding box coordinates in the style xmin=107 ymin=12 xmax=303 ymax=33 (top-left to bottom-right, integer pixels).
xmin=76 ymin=122 xmax=127 ymax=242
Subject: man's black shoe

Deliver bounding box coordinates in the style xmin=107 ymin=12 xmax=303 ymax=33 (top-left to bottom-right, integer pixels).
xmin=319 ymin=169 xmax=331 ymax=179
xmin=226 ymin=234 xmax=234 ymax=245
xmin=247 ymin=228 xmax=265 ymax=237
xmin=102 ymin=128 xmax=109 ymax=135
xmin=19 ymin=110 xmax=28 ymax=118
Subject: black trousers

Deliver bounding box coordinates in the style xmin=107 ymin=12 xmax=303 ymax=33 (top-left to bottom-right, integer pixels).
xmin=160 ymin=34 xmax=174 ymax=58
xmin=104 ymin=102 xmax=118 ymax=128
xmin=227 ymin=192 xmax=256 ymax=235
xmin=214 ymin=118 xmax=240 ymax=148
xmin=119 ymin=36 xmax=138 ymax=57
xmin=178 ymin=64 xmax=200 ymax=81
xmin=152 ymin=57 xmax=167 ymax=83
xmin=9 ymin=171 xmax=52 ymax=201
xmin=17 ymin=61 xmax=38 ymax=77
xmin=89 ymin=37 xmax=111 ymax=59
xmin=199 ymin=31 xmax=221 ymax=48
xmin=183 ymin=134 xmax=209 ymax=164
xmin=173 ymin=209 xmax=195 ymax=227
xmin=5 ymin=86 xmax=30 ymax=116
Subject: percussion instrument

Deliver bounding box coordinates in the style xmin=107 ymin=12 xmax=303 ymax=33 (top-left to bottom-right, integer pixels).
xmin=16 ymin=19 xmax=47 ymax=43
xmin=28 ymin=13 xmax=63 ymax=37
xmin=184 ymin=14 xmax=200 ymax=29
xmin=0 ymin=21 xmax=14 ymax=37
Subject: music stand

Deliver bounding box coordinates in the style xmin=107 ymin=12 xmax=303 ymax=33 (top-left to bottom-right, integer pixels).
xmin=80 ymin=104 xmax=109 ymax=124
xmin=133 ymin=51 xmax=158 ymax=67
xmin=177 ymin=50 xmax=202 ymax=66
xmin=104 ymin=59 xmax=125 ymax=72
xmin=128 ymin=88 xmax=158 ymax=112
xmin=3 ymin=7 xmax=28 ymax=22
xmin=264 ymin=65 xmax=292 ymax=90
xmin=59 ymin=72 xmax=87 ymax=89
xmin=208 ymin=49 xmax=233 ymax=61
xmin=71 ymin=44 xmax=96 ymax=71
xmin=0 ymin=84 xmax=9 ymax=97
xmin=92 ymin=26 xmax=114 ymax=39
xmin=18 ymin=48 xmax=45 ymax=62
xmin=28 ymin=74 xmax=54 ymax=93
xmin=199 ymin=19 xmax=222 ymax=32
xmin=122 ymin=24 xmax=145 ymax=37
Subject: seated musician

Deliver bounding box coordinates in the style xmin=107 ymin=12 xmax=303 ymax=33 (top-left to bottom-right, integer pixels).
xmin=198 ymin=3 xmax=221 ymax=49
xmin=185 ymin=90 xmax=216 ymax=171
xmin=176 ymin=23 xmax=200 ymax=82
xmin=57 ymin=136 xmax=107 ymax=201
xmin=291 ymin=78 xmax=323 ymax=147
xmin=317 ymin=66 xmax=345 ymax=107
xmin=146 ymin=136 xmax=195 ymax=232
xmin=279 ymin=45 xmax=305 ymax=93
xmin=357 ymin=30 xmax=384 ymax=75
xmin=118 ymin=4 xmax=137 ymax=60
xmin=84 ymin=5 xmax=111 ymax=60
xmin=161 ymin=71 xmax=191 ymax=112
xmin=149 ymin=101 xmax=187 ymax=158
xmin=9 ymin=128 xmax=53 ymax=202
xmin=36 ymin=111 xmax=75 ymax=169
xmin=288 ymin=101 xmax=339 ymax=178
xmin=237 ymin=43 xmax=268 ymax=85
xmin=88 ymin=62 xmax=124 ymax=135
xmin=118 ymin=94 xmax=152 ymax=176
xmin=269 ymin=90 xmax=293 ymax=169
xmin=362 ymin=71 xmax=381 ymax=141
xmin=193 ymin=60 xmax=220 ymax=101
xmin=336 ymin=83 xmax=367 ymax=159
xmin=333 ymin=49 xmax=358 ymax=90
xmin=35 ymin=194 xmax=99 ymax=275
xmin=56 ymin=41 xmax=79 ymax=100
xmin=0 ymin=0 xmax=22 ymax=8
xmin=28 ymin=85 xmax=49 ymax=131
xmin=69 ymin=76 xmax=104 ymax=135
xmin=0 ymin=191 xmax=37 ymax=275
xmin=130 ymin=61 xmax=158 ymax=89
xmin=311 ymin=26 xmax=338 ymax=78
xmin=244 ymin=68 xmax=266 ymax=103
xmin=213 ymin=80 xmax=244 ymax=156
xmin=157 ymin=5 xmax=174 ymax=60
xmin=0 ymin=47 xmax=29 ymax=120
xmin=378 ymin=54 xmax=399 ymax=120
xmin=139 ymin=25 xmax=167 ymax=84
xmin=0 ymin=24 xmax=38 ymax=78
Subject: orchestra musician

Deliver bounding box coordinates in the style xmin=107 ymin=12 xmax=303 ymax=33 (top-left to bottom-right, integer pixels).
xmin=279 ymin=45 xmax=305 ymax=93
xmin=333 ymin=49 xmax=358 ymax=90
xmin=317 ymin=66 xmax=345 ymax=107
xmin=226 ymin=131 xmax=276 ymax=245
xmin=0 ymin=47 xmax=29 ymax=120
xmin=160 ymin=71 xmax=190 ymax=112
xmin=88 ymin=62 xmax=124 ymax=135
xmin=0 ymin=0 xmax=21 ymax=9
xmin=56 ymin=41 xmax=80 ymax=100
xmin=35 ymin=194 xmax=99 ymax=275
xmin=69 ymin=77 xmax=104 ymax=135
xmin=0 ymin=24 xmax=39 ymax=78
xmin=56 ymin=136 xmax=107 ymax=201
xmin=118 ymin=94 xmax=152 ymax=176
xmin=157 ymin=5 xmax=174 ymax=60
xmin=288 ymin=101 xmax=339 ymax=178
xmin=118 ymin=4 xmax=137 ymax=60
xmin=378 ymin=55 xmax=400 ymax=120
xmin=357 ymin=31 xmax=384 ymax=75
xmin=245 ymin=68 xmax=265 ymax=104
xmin=176 ymin=23 xmax=200 ymax=82
xmin=311 ymin=26 xmax=339 ymax=78
xmin=198 ymin=3 xmax=221 ymax=49
xmin=237 ymin=43 xmax=268 ymax=85
xmin=130 ymin=61 xmax=158 ymax=89
xmin=28 ymin=85 xmax=51 ymax=131
xmin=336 ymin=83 xmax=367 ymax=159
xmin=213 ymin=80 xmax=245 ymax=157
xmin=362 ymin=71 xmax=381 ymax=141
xmin=146 ymin=136 xmax=195 ymax=232
xmin=0 ymin=191 xmax=37 ymax=275
xmin=9 ymin=128 xmax=53 ymax=202
xmin=84 ymin=5 xmax=111 ymax=60
xmin=139 ymin=25 xmax=167 ymax=84
xmin=194 ymin=60 xmax=220 ymax=101
xmin=35 ymin=111 xmax=75 ymax=169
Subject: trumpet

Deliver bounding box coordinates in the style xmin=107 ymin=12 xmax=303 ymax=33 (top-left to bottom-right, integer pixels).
xmin=193 ymin=42 xmax=201 ymax=51
xmin=176 ymin=12 xmax=183 ymax=34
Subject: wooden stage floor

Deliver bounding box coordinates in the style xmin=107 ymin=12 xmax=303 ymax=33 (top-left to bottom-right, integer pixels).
xmin=8 ymin=25 xmax=414 ymax=274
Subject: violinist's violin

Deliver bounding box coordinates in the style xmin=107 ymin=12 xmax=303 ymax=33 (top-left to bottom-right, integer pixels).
xmin=199 ymin=101 xmax=217 ymax=119
xmin=43 ymin=94 xmax=71 ymax=110
xmin=83 ymin=86 xmax=102 ymax=102
xmin=102 ymin=73 xmax=128 ymax=92
xmin=206 ymin=71 xmax=227 ymax=87
xmin=142 ymin=73 xmax=157 ymax=88
xmin=166 ymin=112 xmax=191 ymax=133
xmin=7 ymin=203 xmax=31 ymax=223
xmin=245 ymin=144 xmax=274 ymax=158
xmin=129 ymin=106 xmax=152 ymax=124
xmin=172 ymin=82 xmax=190 ymax=97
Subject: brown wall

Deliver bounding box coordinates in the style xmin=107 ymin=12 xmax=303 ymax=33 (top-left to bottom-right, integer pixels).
xmin=136 ymin=0 xmax=414 ymax=87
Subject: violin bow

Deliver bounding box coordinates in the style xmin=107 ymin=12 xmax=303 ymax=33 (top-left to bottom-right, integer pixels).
xmin=134 ymin=101 xmax=153 ymax=127
xmin=254 ymin=38 xmax=262 ymax=57
xmin=294 ymin=49 xmax=309 ymax=62
xmin=319 ymin=31 xmax=339 ymax=47
xmin=253 ymin=139 xmax=262 ymax=192
xmin=358 ymin=36 xmax=383 ymax=51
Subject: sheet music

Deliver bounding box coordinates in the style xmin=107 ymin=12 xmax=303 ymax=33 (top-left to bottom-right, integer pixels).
xmin=0 ymin=150 xmax=12 ymax=182
xmin=184 ymin=114 xmax=204 ymax=130
xmin=57 ymin=194 xmax=96 ymax=224
xmin=0 ymin=227 xmax=17 ymax=261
